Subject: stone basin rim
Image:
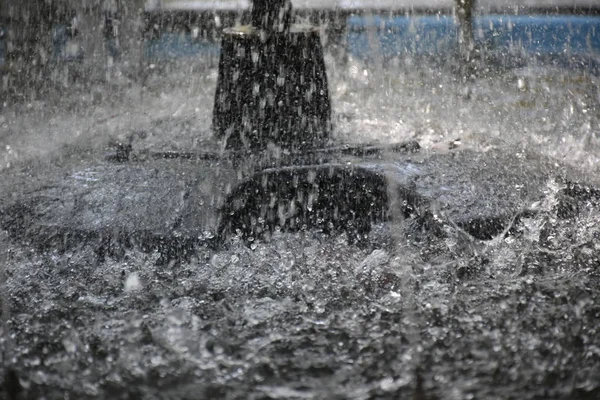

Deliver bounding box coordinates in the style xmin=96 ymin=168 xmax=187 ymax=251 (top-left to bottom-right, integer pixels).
xmin=222 ymin=24 xmax=321 ymax=37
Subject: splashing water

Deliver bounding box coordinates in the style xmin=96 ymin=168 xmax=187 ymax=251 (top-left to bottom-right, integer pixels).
xmin=1 ymin=11 xmax=600 ymax=400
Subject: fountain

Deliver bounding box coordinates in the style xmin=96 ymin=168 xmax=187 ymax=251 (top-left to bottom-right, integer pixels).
xmin=2 ymin=2 xmax=600 ymax=399
xmin=0 ymin=0 xmax=598 ymax=263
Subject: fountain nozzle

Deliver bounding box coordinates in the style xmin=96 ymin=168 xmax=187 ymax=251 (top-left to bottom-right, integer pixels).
xmin=213 ymin=0 xmax=332 ymax=153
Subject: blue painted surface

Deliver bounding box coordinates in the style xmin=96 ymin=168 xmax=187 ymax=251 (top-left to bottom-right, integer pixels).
xmin=477 ymin=15 xmax=600 ymax=55
xmin=144 ymin=15 xmax=600 ymax=61
xmin=146 ymin=33 xmax=221 ymax=60
xmin=346 ymin=15 xmax=600 ymax=58
xmin=347 ymin=15 xmax=457 ymax=58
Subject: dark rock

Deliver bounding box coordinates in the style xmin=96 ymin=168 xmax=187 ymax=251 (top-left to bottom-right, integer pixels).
xmin=217 ymin=164 xmax=390 ymax=242
xmin=251 ymin=0 xmax=292 ymax=33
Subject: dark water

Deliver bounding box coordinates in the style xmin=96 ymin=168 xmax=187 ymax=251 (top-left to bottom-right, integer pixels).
xmin=2 ymin=205 xmax=600 ymax=399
